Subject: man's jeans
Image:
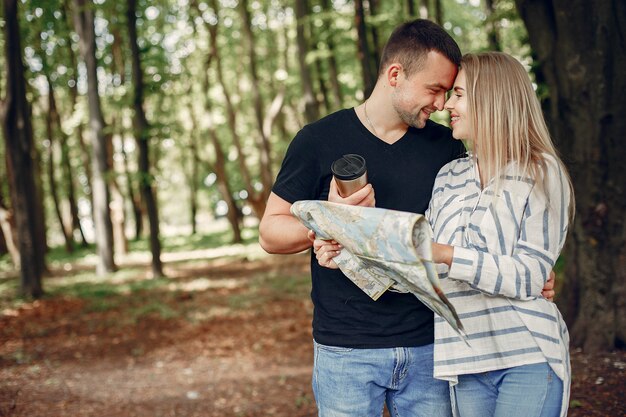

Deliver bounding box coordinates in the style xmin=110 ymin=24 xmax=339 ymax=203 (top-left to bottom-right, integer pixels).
xmin=454 ymin=362 xmax=563 ymax=417
xmin=312 ymin=340 xmax=451 ymax=417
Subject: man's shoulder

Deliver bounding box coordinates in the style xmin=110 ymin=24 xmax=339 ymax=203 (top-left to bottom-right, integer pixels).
xmin=302 ymin=108 xmax=354 ymax=134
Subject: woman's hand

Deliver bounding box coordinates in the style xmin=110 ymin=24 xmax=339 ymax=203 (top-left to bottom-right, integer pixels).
xmin=328 ymin=178 xmax=375 ymax=207
xmin=308 ymin=230 xmax=342 ymax=269
xmin=431 ymin=242 xmax=454 ymax=267
xmin=542 ymin=271 xmax=556 ymax=301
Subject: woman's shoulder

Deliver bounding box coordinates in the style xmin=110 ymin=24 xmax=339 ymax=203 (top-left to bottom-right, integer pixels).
xmin=436 ymin=155 xmax=473 ymax=180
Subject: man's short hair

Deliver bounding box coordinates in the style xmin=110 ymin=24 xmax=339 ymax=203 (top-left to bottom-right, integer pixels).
xmin=379 ymin=19 xmax=462 ymax=77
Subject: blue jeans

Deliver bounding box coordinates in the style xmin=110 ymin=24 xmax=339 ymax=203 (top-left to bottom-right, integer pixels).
xmin=454 ymin=362 xmax=563 ymax=417
xmin=312 ymin=340 xmax=451 ymax=417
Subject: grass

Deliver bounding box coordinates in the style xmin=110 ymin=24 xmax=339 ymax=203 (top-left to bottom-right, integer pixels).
xmin=1 ymin=225 xmax=259 ymax=273
xmin=0 ymin=223 xmax=309 ymax=328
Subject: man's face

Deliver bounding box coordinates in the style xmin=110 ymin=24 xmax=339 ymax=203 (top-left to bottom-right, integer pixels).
xmin=391 ymin=51 xmax=458 ymax=129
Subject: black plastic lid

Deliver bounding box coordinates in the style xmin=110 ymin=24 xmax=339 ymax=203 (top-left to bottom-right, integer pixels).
xmin=331 ymin=154 xmax=367 ymax=180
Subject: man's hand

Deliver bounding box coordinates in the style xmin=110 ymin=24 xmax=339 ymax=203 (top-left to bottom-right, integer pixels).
xmin=328 ymin=178 xmax=375 ymax=207
xmin=542 ymin=271 xmax=556 ymax=301
xmin=308 ymin=230 xmax=341 ymax=269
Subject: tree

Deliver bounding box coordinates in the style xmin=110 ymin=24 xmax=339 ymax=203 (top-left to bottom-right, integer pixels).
xmin=127 ymin=0 xmax=163 ymax=277
xmin=73 ymin=0 xmax=116 ymax=275
xmin=1 ymin=0 xmax=44 ymax=298
xmin=354 ymin=0 xmax=377 ymax=98
xmin=483 ymin=0 xmax=502 ymax=51
xmin=238 ymin=0 xmax=275 ymax=198
xmin=294 ymin=0 xmax=320 ymax=123
xmin=515 ymin=0 xmax=626 ymax=351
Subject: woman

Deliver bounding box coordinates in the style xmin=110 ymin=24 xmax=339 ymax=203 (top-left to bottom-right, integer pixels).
xmin=425 ymin=52 xmax=574 ymax=417
xmin=315 ymin=52 xmax=573 ymax=417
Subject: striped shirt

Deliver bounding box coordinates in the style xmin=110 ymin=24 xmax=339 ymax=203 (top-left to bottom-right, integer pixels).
xmin=426 ymin=155 xmax=571 ymax=417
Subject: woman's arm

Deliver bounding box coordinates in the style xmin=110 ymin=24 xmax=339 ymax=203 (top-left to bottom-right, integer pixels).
xmin=433 ymin=164 xmax=570 ymax=300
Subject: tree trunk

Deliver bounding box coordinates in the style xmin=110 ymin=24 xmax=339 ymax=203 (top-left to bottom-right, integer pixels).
xmin=44 ymin=74 xmax=74 ymax=253
xmin=73 ymin=0 xmax=116 ymax=275
xmin=127 ymin=0 xmax=163 ymax=277
xmin=63 ymin=0 xmax=90 ymax=247
xmin=60 ymin=130 xmax=88 ymax=246
xmin=197 ymin=38 xmax=244 ymax=242
xmin=1 ymin=0 xmax=44 ymax=298
xmin=294 ymin=0 xmax=321 ymax=124
xmin=206 ymin=0 xmax=266 ymax=218
xmin=433 ymin=0 xmax=443 ymax=25
xmin=188 ymin=97 xmax=242 ymax=243
xmin=183 ymin=108 xmax=199 ymax=236
xmin=314 ymin=55 xmax=330 ymax=114
xmin=354 ymin=0 xmax=377 ymax=98
xmin=368 ymin=0 xmax=381 ymax=71
xmin=120 ymin=138 xmax=143 ymax=240
xmin=484 ymin=0 xmax=501 ymax=51
xmin=107 ymin=128 xmax=128 ymax=256
xmin=0 ymin=200 xmax=19 ymax=268
xmin=515 ymin=0 xmax=626 ymax=351
xmin=318 ymin=0 xmax=343 ymax=110
xmin=238 ymin=0 xmax=274 ymax=198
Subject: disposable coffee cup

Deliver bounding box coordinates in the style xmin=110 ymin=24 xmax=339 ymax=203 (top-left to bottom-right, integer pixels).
xmin=331 ymin=154 xmax=368 ymax=197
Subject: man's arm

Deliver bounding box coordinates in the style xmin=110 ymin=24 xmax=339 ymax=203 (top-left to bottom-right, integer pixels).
xmin=259 ymin=192 xmax=311 ymax=254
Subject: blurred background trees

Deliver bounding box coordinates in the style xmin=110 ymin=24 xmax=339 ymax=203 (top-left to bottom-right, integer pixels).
xmin=0 ymin=0 xmax=623 ymax=352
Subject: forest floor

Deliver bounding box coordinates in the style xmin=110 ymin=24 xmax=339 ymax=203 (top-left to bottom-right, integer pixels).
xmin=0 ymin=235 xmax=624 ymax=417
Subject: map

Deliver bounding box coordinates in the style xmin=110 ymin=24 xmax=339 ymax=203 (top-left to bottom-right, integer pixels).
xmin=291 ymin=200 xmax=466 ymax=340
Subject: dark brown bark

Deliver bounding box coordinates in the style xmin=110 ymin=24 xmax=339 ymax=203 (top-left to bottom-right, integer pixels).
xmin=516 ymin=0 xmax=626 ymax=351
xmin=368 ymin=0 xmax=381 ymax=71
xmin=314 ymin=56 xmax=330 ymax=114
xmin=238 ymin=0 xmax=274 ymax=197
xmin=319 ymin=0 xmax=344 ymax=109
xmin=120 ymin=138 xmax=143 ymax=240
xmin=354 ymin=0 xmax=377 ymax=97
xmin=484 ymin=0 xmax=501 ymax=51
xmin=433 ymin=0 xmax=443 ymax=25
xmin=60 ymin=131 xmax=88 ymax=246
xmin=127 ymin=0 xmax=163 ymax=277
xmin=1 ymin=0 xmax=44 ymax=298
xmin=44 ymin=73 xmax=74 ymax=253
xmin=73 ymin=0 xmax=116 ymax=275
xmin=406 ymin=0 xmax=416 ymax=17
xmin=187 ymin=98 xmax=242 ymax=243
xmin=63 ymin=0 xmax=90 ymax=248
xmin=206 ymin=0 xmax=266 ymax=218
xmin=198 ymin=33 xmax=244 ymax=241
xmin=294 ymin=0 xmax=321 ymax=123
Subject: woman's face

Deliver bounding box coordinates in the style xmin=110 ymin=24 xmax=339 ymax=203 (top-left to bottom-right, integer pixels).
xmin=444 ymin=69 xmax=470 ymax=141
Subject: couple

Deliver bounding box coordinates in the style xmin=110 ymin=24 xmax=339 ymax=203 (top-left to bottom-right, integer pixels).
xmin=259 ymin=19 xmax=573 ymax=417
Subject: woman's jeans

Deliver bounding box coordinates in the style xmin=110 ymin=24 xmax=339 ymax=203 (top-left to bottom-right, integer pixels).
xmin=454 ymin=362 xmax=563 ymax=417
xmin=312 ymin=340 xmax=451 ymax=417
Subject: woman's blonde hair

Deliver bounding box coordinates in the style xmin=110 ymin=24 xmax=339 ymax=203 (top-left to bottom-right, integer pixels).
xmin=461 ymin=51 xmax=575 ymax=218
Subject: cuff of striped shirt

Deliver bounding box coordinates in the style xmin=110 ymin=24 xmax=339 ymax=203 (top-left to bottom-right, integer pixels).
xmin=449 ymin=247 xmax=478 ymax=284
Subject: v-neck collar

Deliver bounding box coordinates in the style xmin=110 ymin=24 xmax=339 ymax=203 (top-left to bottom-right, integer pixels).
xmin=349 ymin=108 xmax=412 ymax=149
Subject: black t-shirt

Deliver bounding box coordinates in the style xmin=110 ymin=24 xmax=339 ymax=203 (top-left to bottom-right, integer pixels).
xmin=272 ymin=108 xmax=466 ymax=348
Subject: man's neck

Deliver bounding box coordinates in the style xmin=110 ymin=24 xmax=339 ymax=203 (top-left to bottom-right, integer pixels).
xmin=357 ymin=87 xmax=408 ymax=145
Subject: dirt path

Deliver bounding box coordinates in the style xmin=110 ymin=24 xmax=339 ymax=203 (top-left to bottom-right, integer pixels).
xmin=0 ymin=252 xmax=624 ymax=416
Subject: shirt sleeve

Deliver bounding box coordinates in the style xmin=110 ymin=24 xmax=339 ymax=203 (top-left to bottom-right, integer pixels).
xmin=272 ymin=127 xmax=321 ymax=203
xmin=448 ymin=159 xmax=571 ymax=300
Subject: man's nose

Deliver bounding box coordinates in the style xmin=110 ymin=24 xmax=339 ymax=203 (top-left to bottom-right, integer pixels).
xmin=434 ymin=93 xmax=446 ymax=111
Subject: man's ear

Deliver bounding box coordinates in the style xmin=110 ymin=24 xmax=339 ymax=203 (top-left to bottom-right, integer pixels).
xmin=386 ymin=63 xmax=402 ymax=87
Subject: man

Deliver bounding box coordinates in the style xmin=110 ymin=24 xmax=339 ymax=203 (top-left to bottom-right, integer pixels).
xmin=259 ymin=19 xmax=554 ymax=416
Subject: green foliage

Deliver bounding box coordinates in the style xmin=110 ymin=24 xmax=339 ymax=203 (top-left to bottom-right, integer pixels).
xmin=0 ymin=0 xmax=539 ymax=273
